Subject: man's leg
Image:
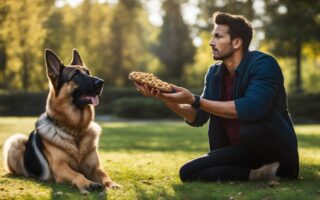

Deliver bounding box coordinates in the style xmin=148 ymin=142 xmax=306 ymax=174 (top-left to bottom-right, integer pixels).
xmin=179 ymin=145 xmax=261 ymax=182
xmin=239 ymin=122 xmax=299 ymax=179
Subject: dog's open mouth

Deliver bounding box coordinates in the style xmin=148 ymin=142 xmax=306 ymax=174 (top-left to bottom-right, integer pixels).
xmin=80 ymin=95 xmax=99 ymax=106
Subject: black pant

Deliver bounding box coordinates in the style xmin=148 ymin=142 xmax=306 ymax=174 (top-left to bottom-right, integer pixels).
xmin=179 ymin=122 xmax=299 ymax=182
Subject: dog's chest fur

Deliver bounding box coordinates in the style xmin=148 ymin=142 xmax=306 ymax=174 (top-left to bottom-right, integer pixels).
xmin=36 ymin=114 xmax=101 ymax=163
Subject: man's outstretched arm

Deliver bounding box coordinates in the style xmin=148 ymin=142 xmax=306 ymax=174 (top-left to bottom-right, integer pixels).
xmin=161 ymin=85 xmax=238 ymax=119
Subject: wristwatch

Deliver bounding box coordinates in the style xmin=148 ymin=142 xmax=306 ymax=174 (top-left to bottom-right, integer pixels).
xmin=191 ymin=95 xmax=201 ymax=109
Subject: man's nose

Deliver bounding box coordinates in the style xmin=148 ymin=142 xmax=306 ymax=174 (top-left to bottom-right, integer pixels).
xmin=209 ymin=39 xmax=215 ymax=47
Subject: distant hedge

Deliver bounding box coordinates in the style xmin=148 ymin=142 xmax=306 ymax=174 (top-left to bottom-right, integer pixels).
xmin=287 ymin=93 xmax=320 ymax=123
xmin=0 ymin=92 xmax=47 ymax=116
xmin=111 ymin=97 xmax=176 ymax=119
xmin=0 ymin=88 xmax=319 ymax=122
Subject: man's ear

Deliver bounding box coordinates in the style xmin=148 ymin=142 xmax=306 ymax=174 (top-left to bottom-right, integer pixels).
xmin=232 ymin=38 xmax=242 ymax=49
xmin=70 ymin=48 xmax=84 ymax=66
xmin=45 ymin=49 xmax=63 ymax=93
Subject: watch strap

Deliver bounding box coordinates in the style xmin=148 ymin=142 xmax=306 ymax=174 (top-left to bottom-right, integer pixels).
xmin=191 ymin=95 xmax=201 ymax=109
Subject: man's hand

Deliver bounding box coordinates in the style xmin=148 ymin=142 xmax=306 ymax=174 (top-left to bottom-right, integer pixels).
xmin=134 ymin=83 xmax=195 ymax=105
xmin=161 ymin=85 xmax=195 ymax=104
xmin=134 ymin=82 xmax=167 ymax=101
xmin=134 ymin=83 xmax=197 ymax=122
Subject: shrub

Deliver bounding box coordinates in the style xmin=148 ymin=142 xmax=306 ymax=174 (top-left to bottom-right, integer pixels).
xmin=0 ymin=88 xmax=319 ymax=122
xmin=110 ymin=97 xmax=177 ymax=119
xmin=0 ymin=92 xmax=47 ymax=116
xmin=288 ymin=93 xmax=320 ymax=123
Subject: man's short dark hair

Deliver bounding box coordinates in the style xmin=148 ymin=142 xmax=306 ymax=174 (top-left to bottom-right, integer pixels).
xmin=213 ymin=12 xmax=253 ymax=51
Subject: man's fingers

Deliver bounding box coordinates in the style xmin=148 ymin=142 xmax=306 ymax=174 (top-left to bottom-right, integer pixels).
xmin=134 ymin=82 xmax=148 ymax=96
xmin=155 ymin=89 xmax=160 ymax=98
xmin=162 ymin=92 xmax=179 ymax=99
xmin=171 ymin=84 xmax=184 ymax=91
xmin=145 ymin=85 xmax=151 ymax=96
xmin=150 ymin=88 xmax=156 ymax=96
xmin=134 ymin=82 xmax=143 ymax=91
xmin=134 ymin=83 xmax=169 ymax=100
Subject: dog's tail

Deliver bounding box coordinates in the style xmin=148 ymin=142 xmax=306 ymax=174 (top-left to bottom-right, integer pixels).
xmin=3 ymin=134 xmax=29 ymax=176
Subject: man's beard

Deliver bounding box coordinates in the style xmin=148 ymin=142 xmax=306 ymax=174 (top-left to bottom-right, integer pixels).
xmin=213 ymin=49 xmax=234 ymax=60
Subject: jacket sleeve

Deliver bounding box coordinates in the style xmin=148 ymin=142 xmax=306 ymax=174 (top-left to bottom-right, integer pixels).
xmin=185 ymin=67 xmax=211 ymax=127
xmin=235 ymin=56 xmax=283 ymax=121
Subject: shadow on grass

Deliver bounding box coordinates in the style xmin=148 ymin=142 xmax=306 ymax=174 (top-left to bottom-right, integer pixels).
xmin=2 ymin=174 xmax=108 ymax=200
xmin=132 ymin=163 xmax=320 ymax=200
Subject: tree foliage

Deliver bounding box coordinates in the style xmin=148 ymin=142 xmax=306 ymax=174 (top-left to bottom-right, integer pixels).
xmin=105 ymin=0 xmax=157 ymax=86
xmin=198 ymin=0 xmax=255 ymax=31
xmin=0 ymin=0 xmax=319 ymax=93
xmin=0 ymin=0 xmax=53 ymax=91
xmin=263 ymin=0 xmax=320 ymax=93
xmin=152 ymin=0 xmax=195 ymax=83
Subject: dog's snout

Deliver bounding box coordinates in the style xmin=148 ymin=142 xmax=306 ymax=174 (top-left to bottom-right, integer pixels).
xmin=94 ymin=79 xmax=104 ymax=88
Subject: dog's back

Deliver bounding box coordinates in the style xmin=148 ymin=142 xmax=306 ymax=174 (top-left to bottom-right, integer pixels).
xmin=3 ymin=133 xmax=29 ymax=176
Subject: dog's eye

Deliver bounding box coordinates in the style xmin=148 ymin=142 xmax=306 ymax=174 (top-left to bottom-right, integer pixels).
xmin=70 ymin=70 xmax=81 ymax=80
xmin=75 ymin=69 xmax=81 ymax=75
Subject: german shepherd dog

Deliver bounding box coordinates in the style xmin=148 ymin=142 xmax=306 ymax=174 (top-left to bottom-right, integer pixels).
xmin=3 ymin=49 xmax=121 ymax=193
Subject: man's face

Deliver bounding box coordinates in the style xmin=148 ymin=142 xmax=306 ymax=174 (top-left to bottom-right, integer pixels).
xmin=209 ymin=24 xmax=235 ymax=60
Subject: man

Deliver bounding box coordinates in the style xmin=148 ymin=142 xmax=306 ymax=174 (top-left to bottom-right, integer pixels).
xmin=134 ymin=12 xmax=299 ymax=182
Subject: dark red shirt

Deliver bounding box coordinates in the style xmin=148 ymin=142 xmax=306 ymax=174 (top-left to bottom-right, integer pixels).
xmin=221 ymin=74 xmax=241 ymax=144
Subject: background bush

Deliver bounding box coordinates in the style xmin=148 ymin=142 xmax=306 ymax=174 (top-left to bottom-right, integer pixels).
xmin=0 ymin=88 xmax=319 ymax=123
xmin=111 ymin=97 xmax=177 ymax=119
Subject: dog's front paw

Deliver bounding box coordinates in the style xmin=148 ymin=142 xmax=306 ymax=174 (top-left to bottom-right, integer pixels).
xmin=105 ymin=181 xmax=122 ymax=189
xmin=88 ymin=182 xmax=104 ymax=191
xmin=80 ymin=182 xmax=104 ymax=194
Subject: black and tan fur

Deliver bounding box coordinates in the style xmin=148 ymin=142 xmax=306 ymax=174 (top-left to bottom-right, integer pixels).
xmin=3 ymin=49 xmax=120 ymax=193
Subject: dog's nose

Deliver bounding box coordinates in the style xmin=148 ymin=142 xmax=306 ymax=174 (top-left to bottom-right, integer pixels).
xmin=94 ymin=79 xmax=104 ymax=88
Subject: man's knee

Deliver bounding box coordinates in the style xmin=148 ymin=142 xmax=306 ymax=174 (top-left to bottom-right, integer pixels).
xmin=179 ymin=164 xmax=189 ymax=182
xmin=277 ymin=152 xmax=299 ymax=179
xmin=179 ymin=163 xmax=191 ymax=182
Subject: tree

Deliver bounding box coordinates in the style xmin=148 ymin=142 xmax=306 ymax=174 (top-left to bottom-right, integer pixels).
xmin=198 ymin=0 xmax=255 ymax=31
xmin=152 ymin=0 xmax=195 ymax=83
xmin=0 ymin=0 xmax=53 ymax=91
xmin=263 ymin=0 xmax=320 ymax=93
xmin=0 ymin=1 xmax=8 ymax=89
xmin=105 ymin=0 xmax=156 ymax=86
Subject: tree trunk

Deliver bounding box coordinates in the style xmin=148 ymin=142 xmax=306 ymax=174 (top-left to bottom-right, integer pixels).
xmin=295 ymin=37 xmax=303 ymax=94
xmin=0 ymin=47 xmax=6 ymax=88
xmin=22 ymin=54 xmax=29 ymax=92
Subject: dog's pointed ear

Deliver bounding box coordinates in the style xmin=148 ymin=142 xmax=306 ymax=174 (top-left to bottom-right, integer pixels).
xmin=70 ymin=48 xmax=84 ymax=66
xmin=45 ymin=49 xmax=63 ymax=92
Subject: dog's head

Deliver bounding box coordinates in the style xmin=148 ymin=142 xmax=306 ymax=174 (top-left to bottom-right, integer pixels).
xmin=45 ymin=49 xmax=104 ymax=107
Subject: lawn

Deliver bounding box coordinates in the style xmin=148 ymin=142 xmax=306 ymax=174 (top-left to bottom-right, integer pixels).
xmin=0 ymin=117 xmax=319 ymax=200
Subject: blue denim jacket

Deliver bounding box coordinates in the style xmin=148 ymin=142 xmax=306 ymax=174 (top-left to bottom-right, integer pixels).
xmin=187 ymin=51 xmax=298 ymax=152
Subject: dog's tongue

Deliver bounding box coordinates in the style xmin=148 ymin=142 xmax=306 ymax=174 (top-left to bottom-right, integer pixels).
xmin=90 ymin=95 xmax=99 ymax=106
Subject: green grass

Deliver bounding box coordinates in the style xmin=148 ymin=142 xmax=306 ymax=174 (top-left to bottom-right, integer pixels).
xmin=0 ymin=117 xmax=320 ymax=200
